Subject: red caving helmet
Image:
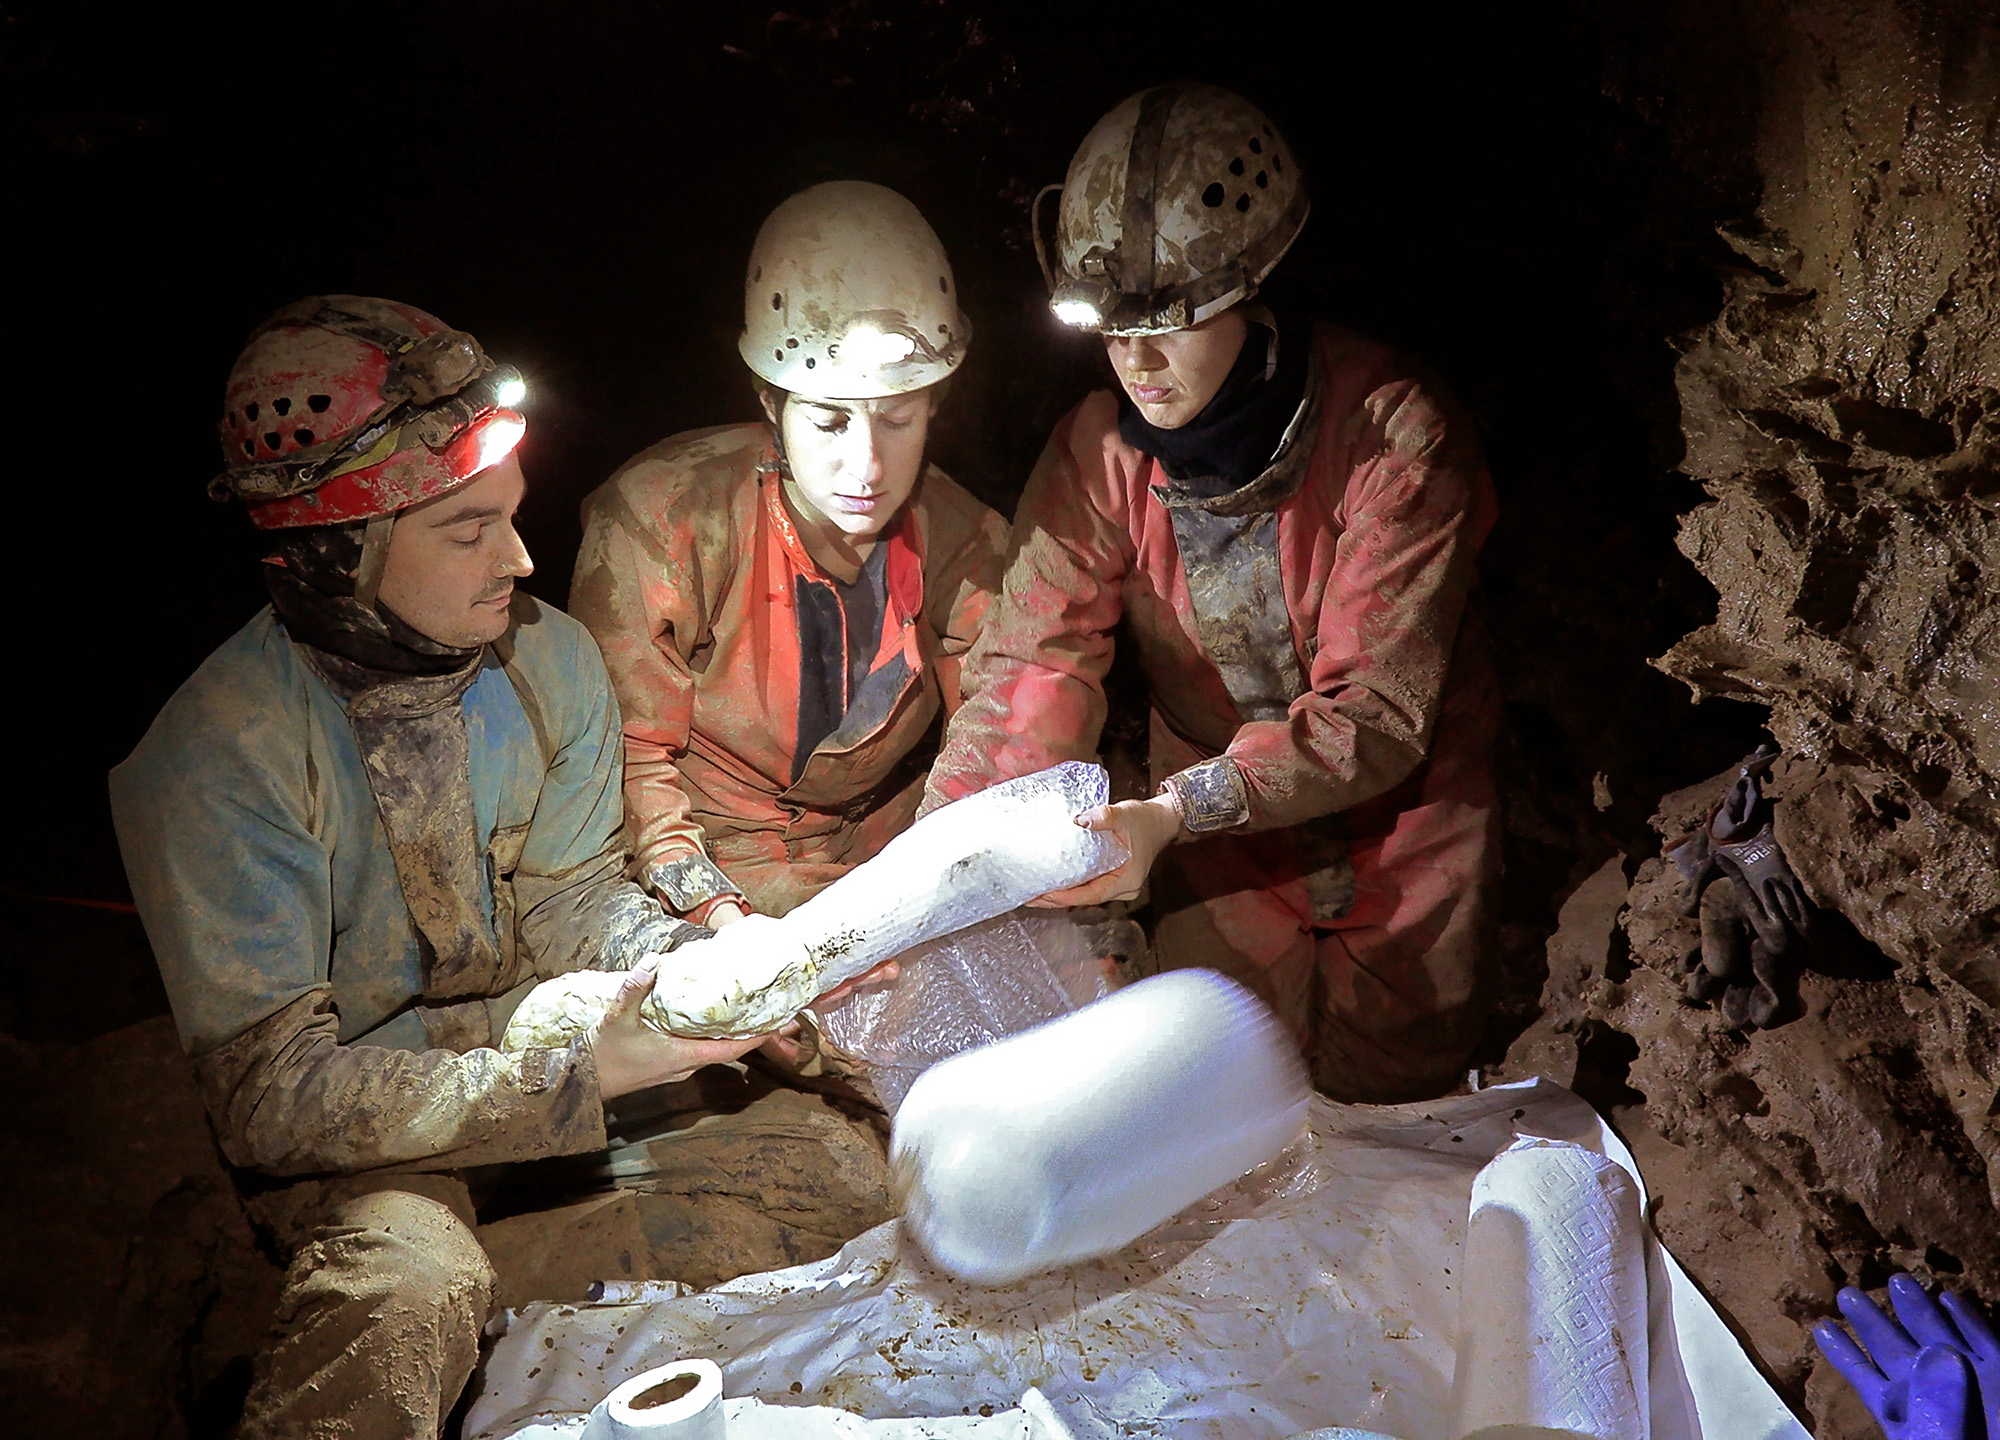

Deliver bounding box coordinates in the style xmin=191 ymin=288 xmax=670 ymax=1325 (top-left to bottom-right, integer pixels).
xmin=210 ymin=295 xmax=527 ymax=529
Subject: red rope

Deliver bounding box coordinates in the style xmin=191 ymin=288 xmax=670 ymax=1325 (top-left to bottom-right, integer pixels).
xmin=0 ymin=884 xmax=138 ymax=915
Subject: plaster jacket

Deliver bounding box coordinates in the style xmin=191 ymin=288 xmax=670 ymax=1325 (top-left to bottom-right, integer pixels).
xmin=923 ymin=323 xmax=1499 ymax=836
xmin=573 ymin=424 xmax=1007 ymax=919
xmin=111 ymin=594 xmax=699 ymax=1179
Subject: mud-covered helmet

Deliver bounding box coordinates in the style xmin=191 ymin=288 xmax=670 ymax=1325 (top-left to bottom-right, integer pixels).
xmin=211 ymin=295 xmax=527 ymax=529
xmin=739 ymin=181 xmax=971 ymax=400
xmin=1036 ymin=83 xmax=1309 ymax=336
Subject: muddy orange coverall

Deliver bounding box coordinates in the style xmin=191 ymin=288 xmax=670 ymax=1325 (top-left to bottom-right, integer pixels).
xmin=573 ymin=423 xmax=1007 ymax=922
xmin=924 ymin=325 xmax=1502 ymax=1102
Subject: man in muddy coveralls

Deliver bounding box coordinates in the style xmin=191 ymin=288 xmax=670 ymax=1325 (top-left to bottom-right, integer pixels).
xmin=923 ymin=84 xmax=1504 ymax=1104
xmin=110 ymin=297 xmax=788 ymax=1436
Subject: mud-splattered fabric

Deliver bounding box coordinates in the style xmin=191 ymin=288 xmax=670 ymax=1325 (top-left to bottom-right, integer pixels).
xmin=111 ymin=593 xmax=700 ymax=1175
xmin=236 ymin=1173 xmax=493 ymax=1440
xmin=572 ymin=423 xmax=1006 ymax=920
xmin=301 ymin=644 xmax=501 ymax=1001
xmin=923 ymin=324 xmax=1503 ymax=1099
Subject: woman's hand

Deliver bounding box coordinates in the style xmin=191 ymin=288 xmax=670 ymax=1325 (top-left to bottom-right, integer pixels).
xmin=758 ymin=959 xmax=903 ymax=1067
xmin=1027 ymin=794 xmax=1181 ymax=908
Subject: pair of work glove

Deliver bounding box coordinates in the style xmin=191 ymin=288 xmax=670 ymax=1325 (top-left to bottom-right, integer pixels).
xmin=1814 ymin=1273 xmax=1999 ymax=1440
xmin=1667 ymin=743 xmax=1815 ymax=1029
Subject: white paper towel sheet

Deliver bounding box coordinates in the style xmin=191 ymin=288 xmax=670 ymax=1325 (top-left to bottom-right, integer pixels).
xmin=466 ymin=1079 xmax=1808 ymax=1440
xmin=1452 ymin=1139 xmax=1649 ymax=1439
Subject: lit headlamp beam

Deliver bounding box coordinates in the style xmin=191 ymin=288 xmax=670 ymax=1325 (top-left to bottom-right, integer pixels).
xmin=840 ymin=324 xmax=919 ymax=371
xmin=1052 ymin=299 xmax=1103 ymax=328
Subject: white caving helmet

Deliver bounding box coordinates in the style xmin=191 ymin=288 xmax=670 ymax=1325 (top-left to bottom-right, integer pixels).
xmin=1036 ymin=83 xmax=1309 ymax=336
xmin=740 ymin=180 xmax=971 ymax=399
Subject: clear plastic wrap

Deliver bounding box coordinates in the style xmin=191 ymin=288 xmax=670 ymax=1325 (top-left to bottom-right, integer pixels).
xmin=503 ymin=762 xmax=1123 ymax=1049
xmin=889 ymin=969 xmax=1312 ymax=1285
xmin=814 ymin=911 xmax=1111 ymax=1114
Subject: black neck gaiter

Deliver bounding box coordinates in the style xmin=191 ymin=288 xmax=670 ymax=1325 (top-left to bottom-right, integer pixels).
xmin=262 ymin=525 xmax=482 ymax=678
xmin=1117 ymin=308 xmax=1314 ymax=496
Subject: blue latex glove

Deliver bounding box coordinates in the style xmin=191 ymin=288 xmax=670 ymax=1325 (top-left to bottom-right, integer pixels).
xmin=1814 ymin=1274 xmax=1998 ymax=1439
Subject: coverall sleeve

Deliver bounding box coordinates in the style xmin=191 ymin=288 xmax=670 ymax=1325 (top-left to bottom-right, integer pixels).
xmin=510 ymin=616 xmax=709 ymax=974
xmin=1221 ymin=375 xmax=1492 ymax=831
xmin=920 ymin=410 xmax=1132 ymax=813
xmin=920 ymin=483 xmax=1011 ymax=714
xmin=111 ymin=701 xmax=610 ymax=1179
xmin=569 ymin=482 xmax=719 ymax=886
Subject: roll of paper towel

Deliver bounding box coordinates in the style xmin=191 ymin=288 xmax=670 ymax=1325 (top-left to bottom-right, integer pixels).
xmin=1451 ymin=1137 xmax=1650 ymax=1440
xmin=581 ymin=1358 xmax=724 ymax=1440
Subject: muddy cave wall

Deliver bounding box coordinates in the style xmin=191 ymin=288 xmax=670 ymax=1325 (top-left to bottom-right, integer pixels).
xmin=1499 ymin=0 xmax=2000 ymax=1432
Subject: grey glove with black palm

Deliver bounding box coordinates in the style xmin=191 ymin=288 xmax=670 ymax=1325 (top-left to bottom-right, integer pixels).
xmin=1667 ymin=744 xmax=1816 ymax=1030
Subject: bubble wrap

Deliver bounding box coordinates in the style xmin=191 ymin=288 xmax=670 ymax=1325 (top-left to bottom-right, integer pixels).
xmin=503 ymin=763 xmax=1122 ymax=1049
xmin=815 ymin=911 xmax=1111 ymax=1114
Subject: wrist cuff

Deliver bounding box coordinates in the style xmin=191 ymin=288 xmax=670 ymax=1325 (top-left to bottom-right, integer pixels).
xmin=644 ymin=853 xmax=744 ymax=916
xmin=1159 ymin=758 xmax=1252 ymax=834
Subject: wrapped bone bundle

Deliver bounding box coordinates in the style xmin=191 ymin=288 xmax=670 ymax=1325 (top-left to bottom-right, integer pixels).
xmin=502 ymin=762 xmax=1123 ymax=1049
xmin=891 ymin=969 xmax=1312 ymax=1285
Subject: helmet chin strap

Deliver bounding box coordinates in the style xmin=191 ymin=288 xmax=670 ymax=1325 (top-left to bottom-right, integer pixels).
xmin=352 ymin=512 xmax=397 ymax=609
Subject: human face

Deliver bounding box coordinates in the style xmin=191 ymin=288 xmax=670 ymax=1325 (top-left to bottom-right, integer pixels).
xmin=1104 ymin=309 xmax=1249 ymax=430
xmin=771 ymin=390 xmax=936 ymax=552
xmin=376 ymin=454 xmax=533 ymax=648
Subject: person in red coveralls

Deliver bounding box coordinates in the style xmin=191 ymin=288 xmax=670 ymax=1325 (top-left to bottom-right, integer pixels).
xmin=571 ymin=183 xmax=1005 ymax=1076
xmin=922 ymin=83 xmax=1504 ymax=1103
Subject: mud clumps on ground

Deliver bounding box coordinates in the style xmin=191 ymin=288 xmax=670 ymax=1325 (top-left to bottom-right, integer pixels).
xmin=0 ymin=1016 xmax=283 ymax=1438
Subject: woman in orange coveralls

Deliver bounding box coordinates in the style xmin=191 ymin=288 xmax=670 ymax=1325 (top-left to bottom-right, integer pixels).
xmin=921 ymin=85 xmax=1504 ymax=1103
xmin=572 ymin=182 xmax=1006 ymax=953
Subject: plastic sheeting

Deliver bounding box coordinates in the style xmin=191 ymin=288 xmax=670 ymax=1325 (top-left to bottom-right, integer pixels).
xmin=466 ymin=1079 xmax=1808 ymax=1440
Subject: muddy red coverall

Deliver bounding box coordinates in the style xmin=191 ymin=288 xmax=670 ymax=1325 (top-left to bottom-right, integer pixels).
xmin=573 ymin=423 xmax=1007 ymax=921
xmin=924 ymin=325 xmax=1502 ymax=1102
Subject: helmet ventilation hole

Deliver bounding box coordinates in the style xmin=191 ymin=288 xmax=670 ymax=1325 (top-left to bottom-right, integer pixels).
xmin=754 ymin=266 xmax=763 ymax=281
xmin=242 ymin=440 xmax=255 ymax=456
xmin=774 ymin=348 xmax=785 ymax=361
xmin=263 ymin=432 xmax=282 ymax=450
xmin=1248 ymin=137 xmax=1263 ymax=154
xmin=804 ymin=357 xmax=816 ymax=369
xmin=1273 ymin=153 xmax=1284 ymax=173
xmin=1229 ymin=157 xmax=1244 ymax=176
xmin=1256 ymin=171 xmax=1268 ymax=188
xmin=293 ymin=428 xmax=314 ymax=446
xmin=938 ymin=275 xmax=948 ymax=292
xmin=938 ymin=324 xmax=949 ymax=335
xmin=273 ymin=396 xmax=292 ymax=416
xmin=245 ymin=402 xmax=260 ymax=421
xmin=1202 ymin=182 xmax=1225 ymax=208
xmin=771 ymin=292 xmax=782 ymax=310
xmin=308 ymin=394 xmax=331 ymax=413
xmin=786 ymin=337 xmax=799 ymax=348
xmin=1235 ymin=193 xmax=1251 ymax=213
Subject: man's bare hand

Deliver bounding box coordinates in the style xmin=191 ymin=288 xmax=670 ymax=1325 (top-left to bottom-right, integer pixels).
xmin=1027 ymin=795 xmax=1177 ymax=908
xmin=591 ymin=958 xmax=769 ymax=1099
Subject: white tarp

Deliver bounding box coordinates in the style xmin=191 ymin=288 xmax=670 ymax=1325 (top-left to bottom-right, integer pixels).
xmin=466 ymin=1079 xmax=1808 ymax=1440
